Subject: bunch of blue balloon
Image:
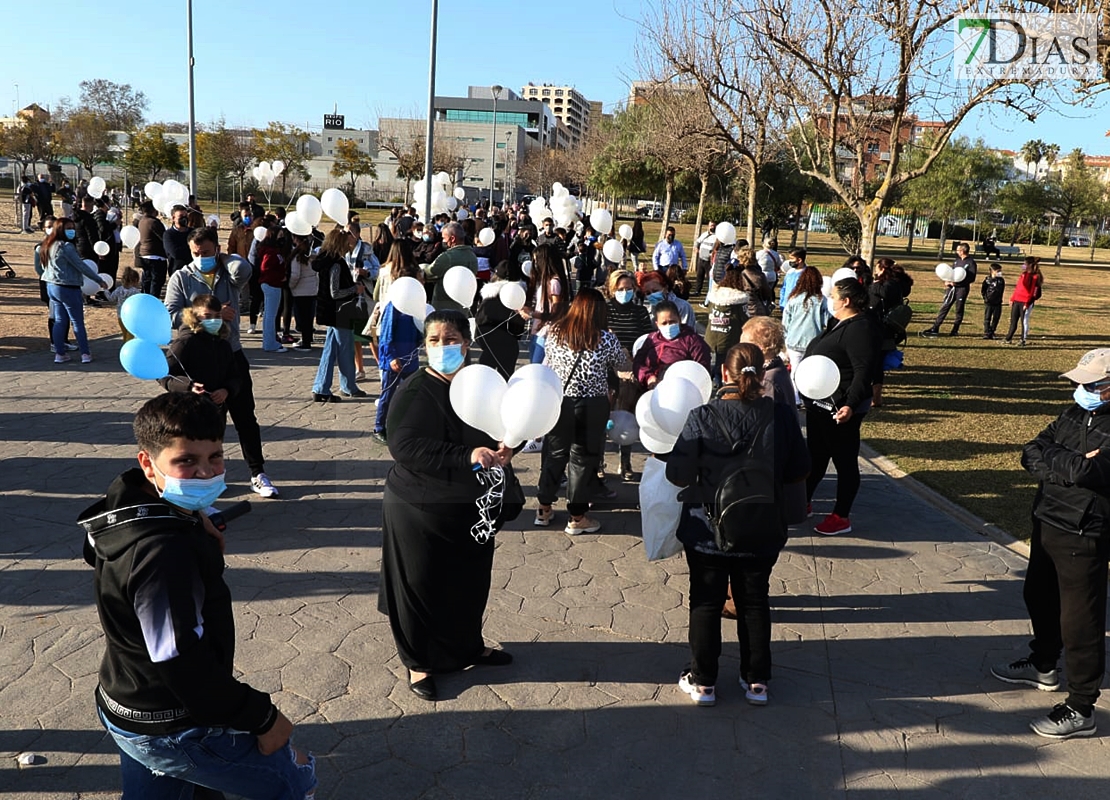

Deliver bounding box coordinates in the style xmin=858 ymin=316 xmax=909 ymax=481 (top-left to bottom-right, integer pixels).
xmin=119 ymin=294 xmax=173 ymax=380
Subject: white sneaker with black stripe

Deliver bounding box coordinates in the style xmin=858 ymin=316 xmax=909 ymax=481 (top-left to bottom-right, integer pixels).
xmin=250 ymin=473 xmax=279 ymax=498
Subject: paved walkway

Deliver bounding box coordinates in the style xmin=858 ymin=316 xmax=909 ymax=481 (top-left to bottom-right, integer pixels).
xmin=2 ymin=334 xmax=1109 ymax=799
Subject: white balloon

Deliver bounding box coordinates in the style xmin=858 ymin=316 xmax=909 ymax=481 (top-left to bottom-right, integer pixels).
xmin=423 ymin=303 xmax=435 ymax=320
xmin=632 ymin=333 xmax=649 ymax=358
xmin=453 ymin=187 xmax=466 ymax=201
xmin=651 ymin=376 xmax=703 ymax=436
xmin=87 ymin=176 xmax=106 ymax=199
xmin=446 ymin=196 xmax=458 ymax=211
xmin=618 ymin=224 xmax=634 ymax=241
xmin=935 ymin=263 xmax=954 ymax=281
xmin=608 ymin=410 xmax=639 ymax=447
xmin=478 ymin=227 xmax=496 ymax=247
xmin=522 ymin=260 xmax=533 ymax=278
xmin=456 ymin=207 xmax=469 ymax=220
xmin=93 ymin=240 xmax=110 ymax=257
xmin=443 ymin=266 xmax=477 ymax=308
xmin=81 ymin=264 xmax=101 ymax=295
xmin=602 ymin=239 xmax=624 ymax=264
xmin=252 ymin=226 xmax=267 ymax=242
xmin=435 ymin=171 xmax=451 ymax=187
xmin=715 ymin=221 xmax=737 ymax=245
xmin=251 ymin=166 xmax=262 ymax=181
xmin=831 ymin=267 xmax=858 ymax=284
xmin=258 ymin=161 xmax=271 ymax=176
xmin=794 ymin=355 xmax=841 ymax=400
xmin=821 ymin=275 xmax=834 ymax=297
xmin=120 ymin=225 xmax=141 ymax=249
xmin=951 ymin=266 xmax=967 ymax=283
xmin=450 ymin=364 xmax=508 ymax=440
xmin=499 ymin=282 xmax=526 ymax=311
xmin=664 ymin=361 xmax=713 ymax=404
xmin=144 ymin=181 xmax=163 ymax=198
xmin=98 ymin=272 xmax=114 ymax=289
xmin=551 ymin=182 xmax=565 ymax=196
xmin=589 ymin=208 xmax=613 ymax=235
xmin=635 ymin=390 xmax=662 ymax=432
xmin=272 ymin=160 xmax=285 ymax=175
xmin=388 ymin=276 xmax=427 ymax=319
xmin=640 ymin=424 xmax=678 ymax=455
xmin=296 ymin=194 xmax=323 ymax=227
xmin=321 ymin=188 xmax=349 ymax=224
xmin=501 ymin=380 xmax=562 ymax=448
xmin=285 ymin=211 xmax=312 ymax=236
xmin=507 ymin=363 xmax=563 ymax=396
xmin=162 ymin=179 xmax=185 ymax=199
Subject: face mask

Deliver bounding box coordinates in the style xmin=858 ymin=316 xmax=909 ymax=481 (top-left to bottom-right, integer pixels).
xmin=427 ymin=344 xmax=465 ymax=375
xmin=659 ymin=323 xmax=681 ymax=340
xmin=1074 ymin=385 xmax=1107 ymax=412
xmin=422 ymin=234 xmax=431 ymax=242
xmin=197 ymin=255 xmax=219 ymax=273
xmin=44 ymin=226 xmax=53 ymax=235
xmin=64 ymin=229 xmax=76 ymax=240
xmin=615 ymin=289 xmax=634 ymax=305
xmin=241 ymin=215 xmax=252 ymax=226
xmin=151 ymin=462 xmax=226 ymax=512
xmin=200 ymin=318 xmax=224 ymax=335
xmin=646 ymin=291 xmax=664 ymax=306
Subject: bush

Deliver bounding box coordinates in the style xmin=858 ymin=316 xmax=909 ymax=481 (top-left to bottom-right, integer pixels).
xmin=824 ymin=206 xmax=862 ymax=254
xmin=1096 ymin=235 xmax=1110 ymax=249
xmin=685 ymin=203 xmax=741 ymax=226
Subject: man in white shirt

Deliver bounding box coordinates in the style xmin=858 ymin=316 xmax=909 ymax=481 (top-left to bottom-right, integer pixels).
xmin=756 ymin=238 xmax=783 ymax=289
xmin=693 ymin=221 xmax=716 ymax=295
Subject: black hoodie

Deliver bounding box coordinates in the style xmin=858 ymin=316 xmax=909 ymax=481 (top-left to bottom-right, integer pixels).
xmin=79 ymin=469 xmax=275 ymax=736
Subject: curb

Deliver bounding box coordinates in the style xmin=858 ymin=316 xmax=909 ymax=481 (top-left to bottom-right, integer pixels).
xmin=858 ymin=442 xmax=1031 ymax=561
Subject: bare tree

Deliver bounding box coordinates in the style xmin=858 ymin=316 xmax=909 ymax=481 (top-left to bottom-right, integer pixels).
xmin=378 ymin=118 xmax=470 ymax=204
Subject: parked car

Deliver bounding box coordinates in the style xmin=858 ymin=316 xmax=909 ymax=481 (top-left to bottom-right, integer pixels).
xmin=636 ymin=201 xmax=663 ymax=219
xmin=1068 ymin=235 xmax=1091 ymax=247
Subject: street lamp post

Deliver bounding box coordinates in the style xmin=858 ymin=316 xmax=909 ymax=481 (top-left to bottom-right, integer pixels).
xmin=503 ymin=130 xmax=512 ymax=203
xmin=422 ymin=0 xmax=439 ymax=220
xmin=186 ymin=0 xmax=197 ymax=196
xmin=490 ymin=85 xmax=502 ymax=210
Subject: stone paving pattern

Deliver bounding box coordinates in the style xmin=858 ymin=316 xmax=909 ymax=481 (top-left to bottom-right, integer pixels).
xmin=2 ymin=334 xmax=1110 ymax=799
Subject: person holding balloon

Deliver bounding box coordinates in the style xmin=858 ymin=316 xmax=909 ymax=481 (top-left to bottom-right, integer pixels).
xmin=535 ymin=288 xmax=626 ymax=534
xmin=605 ymin=270 xmax=654 ymax=481
xmin=425 ymin=222 xmax=478 ymax=312
xmin=521 ymin=243 xmax=571 ymax=364
xmin=634 ymin=300 xmax=712 ymax=391
xmin=160 ymin=294 xmax=240 ymax=407
xmin=474 ymin=261 xmax=528 ymax=379
xmin=310 ymin=228 xmax=366 ymax=401
xmin=378 ymin=309 xmax=516 ymax=701
xmin=799 ymin=278 xmax=882 ymax=536
xmin=135 ymin=201 xmax=169 ymax=298
xmin=373 ymin=263 xmax=425 ymax=445
xmin=40 ymin=217 xmax=111 ymax=364
xmin=920 ymin=242 xmax=977 ymax=338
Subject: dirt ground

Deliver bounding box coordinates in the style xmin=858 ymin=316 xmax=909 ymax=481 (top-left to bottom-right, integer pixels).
xmin=0 ymin=202 xmax=122 ymax=359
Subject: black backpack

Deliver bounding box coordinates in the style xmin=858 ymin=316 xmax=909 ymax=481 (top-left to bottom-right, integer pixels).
xmin=883 ymin=301 xmax=913 ymax=345
xmin=703 ymin=403 xmax=780 ymax=553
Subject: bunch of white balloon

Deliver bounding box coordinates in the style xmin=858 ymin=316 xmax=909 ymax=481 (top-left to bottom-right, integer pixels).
xmin=250 ymin=160 xmax=285 ymax=187
xmin=144 ymin=179 xmax=191 ymax=217
xmin=450 ymin=363 xmax=564 ymax=448
xmin=414 ymin=172 xmax=469 ymax=221
xmin=934 ymin=262 xmax=966 ymax=283
xmin=633 ymin=360 xmax=713 ymax=454
xmin=547 ymin=183 xmax=583 ymax=229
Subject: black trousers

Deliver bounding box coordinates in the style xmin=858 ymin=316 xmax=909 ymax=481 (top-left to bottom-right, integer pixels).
xmin=225 ymin=350 xmax=265 ymax=476
xmin=686 ymin=544 xmax=778 ymax=686
xmin=694 ymin=257 xmax=711 ymax=295
xmin=1005 ymin=301 xmax=1028 ymax=342
xmin=805 ymin=407 xmax=865 ymax=518
xmin=930 ymin=286 xmax=969 ymax=333
xmin=292 ymin=296 xmax=317 ymax=346
xmin=538 ymin=396 xmax=609 ymax=517
xmin=248 ymin=277 xmax=263 ymax=326
xmin=983 ymin=303 xmax=1002 ymax=336
xmin=1023 ymin=520 xmax=1109 ymax=716
xmin=140 ymin=258 xmax=168 ymax=299
xmin=280 ymin=286 xmax=295 ymax=336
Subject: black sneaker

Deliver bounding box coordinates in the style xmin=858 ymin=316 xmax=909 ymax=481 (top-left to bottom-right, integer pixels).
xmin=371 ymin=431 xmax=388 ymax=445
xmin=341 ymin=389 xmax=369 ymax=398
xmin=1030 ymin=703 xmax=1096 ymax=739
xmin=991 ymin=657 xmax=1059 ymax=691
xmin=919 ymin=329 xmax=939 ymax=338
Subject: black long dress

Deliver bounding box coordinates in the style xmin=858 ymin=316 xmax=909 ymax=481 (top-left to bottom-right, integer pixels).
xmin=377 ymin=368 xmax=501 ymax=673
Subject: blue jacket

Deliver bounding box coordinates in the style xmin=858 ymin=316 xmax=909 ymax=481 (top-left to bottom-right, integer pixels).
xmin=778 ymin=266 xmax=803 ymax=309
xmin=377 ymin=302 xmax=422 ymax=373
xmin=41 ymin=241 xmax=102 ymax=287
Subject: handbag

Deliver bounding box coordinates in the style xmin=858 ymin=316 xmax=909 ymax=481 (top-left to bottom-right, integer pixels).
xmin=495 ymin=463 xmax=525 ymax=527
xmin=336 ymin=295 xmax=370 ymax=330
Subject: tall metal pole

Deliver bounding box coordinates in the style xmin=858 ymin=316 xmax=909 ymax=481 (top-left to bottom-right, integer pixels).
xmin=422 ymin=0 xmax=438 ymax=221
xmin=186 ymin=0 xmax=198 ymax=196
xmin=489 ymin=85 xmax=502 ymax=210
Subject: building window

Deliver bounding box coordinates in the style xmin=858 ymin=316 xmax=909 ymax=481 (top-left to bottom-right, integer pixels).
xmin=555 ymin=89 xmax=563 ymax=96
xmin=542 ymin=89 xmax=550 ymax=96
xmin=866 ymin=142 xmax=880 ymax=154
xmin=497 ymin=142 xmax=506 ymax=149
xmin=327 ymin=136 xmax=333 ymax=142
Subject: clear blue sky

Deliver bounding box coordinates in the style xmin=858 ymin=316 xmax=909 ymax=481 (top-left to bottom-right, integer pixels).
xmin=3 ymin=0 xmax=1106 ymax=155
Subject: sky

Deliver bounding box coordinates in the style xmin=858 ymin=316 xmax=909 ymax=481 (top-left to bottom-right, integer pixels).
xmin=2 ymin=0 xmax=1107 ymax=156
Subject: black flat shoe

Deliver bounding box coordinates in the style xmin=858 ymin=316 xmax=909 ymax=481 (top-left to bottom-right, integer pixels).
xmin=474 ymin=648 xmax=513 ymax=667
xmin=313 ymin=393 xmax=341 ymax=403
xmin=408 ymin=674 xmax=437 ymax=701
xmin=341 ymin=389 xmax=369 ymax=398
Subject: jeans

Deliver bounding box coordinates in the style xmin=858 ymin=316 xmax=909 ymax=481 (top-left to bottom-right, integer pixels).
xmin=21 ymin=202 xmax=33 ymax=231
xmin=312 ymin=326 xmax=358 ymax=396
xmin=47 ymin=283 xmax=90 ymax=356
xmin=1024 ymin=521 xmax=1110 ymax=716
xmin=806 ymin=407 xmax=865 ymax=518
xmin=375 ymin=363 xmax=418 ymax=433
xmin=226 ymin=350 xmax=266 ymax=476
xmin=261 ymin=284 xmax=283 ymax=351
xmin=141 ymin=258 xmax=168 ymax=298
xmin=685 ymin=545 xmax=779 ymax=686
xmin=537 ymin=396 xmax=609 ymax=517
xmin=99 ymin=709 xmax=316 ymax=800
xmin=529 ymin=333 xmax=546 ymax=364
xmin=929 ymin=286 xmax=969 ymax=334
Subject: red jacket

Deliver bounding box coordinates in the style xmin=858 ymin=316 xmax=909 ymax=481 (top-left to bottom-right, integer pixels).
xmin=256 ymin=242 xmax=286 ymax=287
xmin=1010 ymin=270 xmax=1042 ymax=305
xmin=633 ymin=327 xmax=712 ymax=388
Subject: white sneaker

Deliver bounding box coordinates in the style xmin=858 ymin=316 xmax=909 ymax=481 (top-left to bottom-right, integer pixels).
xmin=679 ymin=670 xmax=716 ymax=706
xmin=250 ymin=473 xmax=279 ymax=498
xmin=81 ymin=353 xmax=93 ymax=364
xmin=54 ymin=354 xmax=71 ymax=364
xmin=64 ymin=342 xmax=79 ymax=351
xmin=522 ymin=438 xmax=543 ymax=454
xmin=740 ymin=679 xmax=768 ymax=706
xmin=247 ymin=326 xmax=257 ymax=334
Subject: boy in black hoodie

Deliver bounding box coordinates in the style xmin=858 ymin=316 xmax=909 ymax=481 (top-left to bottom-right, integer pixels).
xmin=79 ymin=393 xmax=316 ymax=798
xmin=980 ymin=263 xmax=1005 ymax=340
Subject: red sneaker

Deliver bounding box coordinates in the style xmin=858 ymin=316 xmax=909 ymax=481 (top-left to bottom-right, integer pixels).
xmin=815 ymin=513 xmax=852 ymax=536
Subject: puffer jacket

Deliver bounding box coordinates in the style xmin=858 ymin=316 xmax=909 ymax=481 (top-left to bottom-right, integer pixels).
xmin=632 ymin=327 xmax=712 ymax=387
xmin=666 ymin=395 xmax=810 ymax=557
xmin=704 ymin=285 xmax=748 ymax=354
xmin=1022 ymin=403 xmax=1110 ymax=537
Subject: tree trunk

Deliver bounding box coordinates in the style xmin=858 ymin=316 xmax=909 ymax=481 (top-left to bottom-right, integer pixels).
xmin=906 ymin=211 xmax=917 ymax=253
xmin=693 ymin=171 xmax=709 ymax=240
xmin=661 ymin=174 xmax=675 ymax=231
xmin=936 ymin=219 xmax=949 ymax=259
xmin=744 ymin=160 xmax=758 ymax=245
xmin=858 ymin=203 xmax=882 ymax=267
xmin=790 ymin=199 xmax=803 ymax=249
xmin=1054 ymin=223 xmax=1065 ymax=265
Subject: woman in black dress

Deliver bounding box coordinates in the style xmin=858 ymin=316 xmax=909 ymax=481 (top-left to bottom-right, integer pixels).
xmin=378 ymin=310 xmax=515 ymax=701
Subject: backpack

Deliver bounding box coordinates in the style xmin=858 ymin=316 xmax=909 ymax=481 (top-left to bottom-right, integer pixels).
xmin=883 ymin=301 xmax=913 ymax=345
xmin=703 ymin=403 xmax=780 ymax=553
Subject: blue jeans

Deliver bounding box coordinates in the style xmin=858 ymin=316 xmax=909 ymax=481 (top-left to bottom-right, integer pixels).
xmin=99 ymin=709 xmax=316 ymax=800
xmin=47 ymin=283 xmax=90 ymax=356
xmin=312 ymin=325 xmax=358 ymax=395
xmin=529 ymin=333 xmax=546 ymax=364
xmin=261 ymin=284 xmax=283 ymax=351
xmin=375 ymin=363 xmax=418 ymax=433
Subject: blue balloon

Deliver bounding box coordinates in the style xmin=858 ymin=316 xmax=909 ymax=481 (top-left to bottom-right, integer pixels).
xmin=120 ymin=293 xmax=172 ymax=345
xmin=120 ymin=338 xmax=168 ymax=380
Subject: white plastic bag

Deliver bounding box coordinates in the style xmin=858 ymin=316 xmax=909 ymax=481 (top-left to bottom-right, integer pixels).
xmin=639 ymin=456 xmax=683 ymax=561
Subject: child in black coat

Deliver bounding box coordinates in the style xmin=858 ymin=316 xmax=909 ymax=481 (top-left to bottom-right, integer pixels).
xmin=474 ymin=261 xmax=528 ymax=379
xmin=980 ymin=263 xmax=1005 ymax=340
xmin=160 ymin=294 xmax=241 ymax=408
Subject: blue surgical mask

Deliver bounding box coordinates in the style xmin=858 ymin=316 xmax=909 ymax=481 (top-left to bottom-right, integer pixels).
xmin=151 ymin=463 xmax=226 ymax=512
xmin=197 ymin=255 xmax=219 ymax=273
xmin=422 ymin=234 xmax=431 ymax=242
xmin=427 ymin=344 xmax=465 ymax=375
xmin=200 ymin=318 xmax=224 ymax=335
xmin=1074 ymin=385 xmax=1107 ymax=411
xmin=615 ymin=289 xmax=634 ymax=305
xmin=646 ymin=291 xmax=664 ymax=306
xmin=241 ymin=215 xmax=252 ymax=226
xmin=659 ymin=323 xmax=681 ymax=340
xmin=64 ymin=229 xmax=76 ymax=240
